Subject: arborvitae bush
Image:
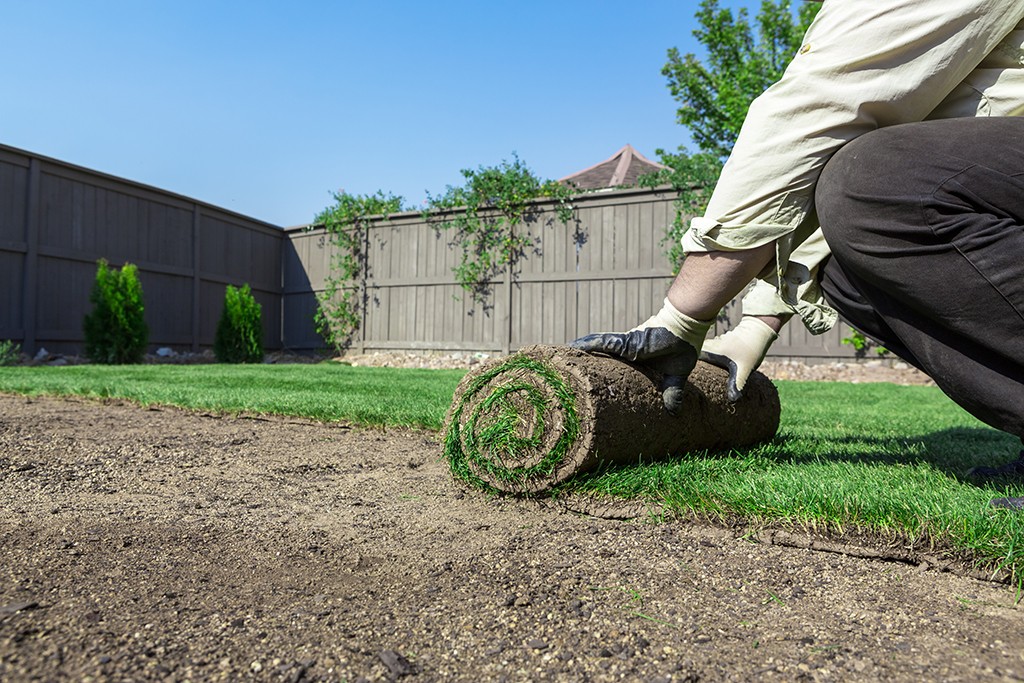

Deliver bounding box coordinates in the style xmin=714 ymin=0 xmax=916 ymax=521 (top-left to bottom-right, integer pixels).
xmin=214 ymin=283 xmax=263 ymax=363
xmin=83 ymin=260 xmax=149 ymax=364
xmin=0 ymin=340 xmax=21 ymax=366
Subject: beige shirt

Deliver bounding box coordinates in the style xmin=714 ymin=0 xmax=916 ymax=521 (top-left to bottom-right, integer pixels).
xmin=681 ymin=0 xmax=1024 ymax=334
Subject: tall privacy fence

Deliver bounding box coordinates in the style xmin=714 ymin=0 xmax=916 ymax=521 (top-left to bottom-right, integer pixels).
xmin=285 ymin=187 xmax=858 ymax=360
xmin=0 ymin=144 xmax=284 ymax=355
xmin=1 ymin=143 xmax=858 ymax=361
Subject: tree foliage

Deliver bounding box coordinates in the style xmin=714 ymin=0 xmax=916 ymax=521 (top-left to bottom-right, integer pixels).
xmin=663 ymin=0 xmax=821 ymax=160
xmin=646 ymin=0 xmax=821 ymax=269
xmin=424 ymin=154 xmax=574 ymax=309
xmin=83 ymin=259 xmax=148 ymax=364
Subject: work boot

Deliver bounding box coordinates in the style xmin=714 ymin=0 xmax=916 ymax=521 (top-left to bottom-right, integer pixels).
xmin=965 ymin=449 xmax=1024 ymax=480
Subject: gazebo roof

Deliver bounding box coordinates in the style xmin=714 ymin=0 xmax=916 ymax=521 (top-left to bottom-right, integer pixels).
xmin=559 ymin=144 xmax=668 ymax=190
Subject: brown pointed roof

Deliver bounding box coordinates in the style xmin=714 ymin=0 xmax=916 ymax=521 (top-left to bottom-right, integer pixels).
xmin=559 ymin=144 xmax=668 ymax=190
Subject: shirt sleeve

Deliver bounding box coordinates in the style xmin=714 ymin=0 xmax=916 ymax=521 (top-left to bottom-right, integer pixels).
xmin=685 ymin=0 xmax=1024 ymax=256
xmin=741 ymin=228 xmax=834 ymax=325
xmin=684 ymin=0 xmax=1024 ymax=332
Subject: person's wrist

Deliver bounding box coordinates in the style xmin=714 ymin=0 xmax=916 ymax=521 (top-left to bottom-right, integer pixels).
xmin=656 ymin=299 xmax=714 ymax=350
xmin=751 ymin=314 xmax=789 ymax=335
xmin=737 ymin=316 xmax=780 ymax=346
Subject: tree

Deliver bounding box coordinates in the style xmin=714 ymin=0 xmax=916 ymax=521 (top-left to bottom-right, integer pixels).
xmin=663 ymin=0 xmax=821 ymax=160
xmin=644 ymin=0 xmax=821 ymax=268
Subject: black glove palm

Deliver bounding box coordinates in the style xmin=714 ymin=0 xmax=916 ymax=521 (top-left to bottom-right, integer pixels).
xmin=569 ymin=301 xmax=712 ymax=414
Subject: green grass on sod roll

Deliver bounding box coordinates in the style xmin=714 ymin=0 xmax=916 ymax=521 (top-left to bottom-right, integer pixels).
xmin=445 ymin=355 xmax=580 ymax=491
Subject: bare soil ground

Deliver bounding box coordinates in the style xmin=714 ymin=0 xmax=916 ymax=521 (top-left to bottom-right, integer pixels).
xmin=3 ymin=391 xmax=1024 ymax=682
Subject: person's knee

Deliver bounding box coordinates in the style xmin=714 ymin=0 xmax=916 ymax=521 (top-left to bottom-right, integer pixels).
xmin=815 ymin=128 xmax=896 ymax=249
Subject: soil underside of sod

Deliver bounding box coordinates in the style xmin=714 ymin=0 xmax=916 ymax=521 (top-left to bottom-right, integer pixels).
xmin=3 ymin=394 xmax=1024 ymax=681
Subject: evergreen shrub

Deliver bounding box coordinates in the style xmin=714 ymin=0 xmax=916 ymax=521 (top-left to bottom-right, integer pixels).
xmin=0 ymin=340 xmax=21 ymax=366
xmin=83 ymin=260 xmax=148 ymax=364
xmin=214 ymin=284 xmax=263 ymax=363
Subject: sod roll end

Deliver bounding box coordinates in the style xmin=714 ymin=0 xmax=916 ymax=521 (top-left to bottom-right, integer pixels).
xmin=443 ymin=344 xmax=780 ymax=494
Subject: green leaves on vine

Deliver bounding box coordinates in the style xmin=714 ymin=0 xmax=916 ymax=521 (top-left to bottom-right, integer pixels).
xmin=423 ymin=154 xmax=574 ymax=309
xmin=313 ymin=157 xmax=574 ymax=350
xmin=638 ymin=149 xmax=723 ymax=272
xmin=644 ymin=0 xmax=820 ymax=271
xmin=312 ymin=190 xmax=405 ymax=352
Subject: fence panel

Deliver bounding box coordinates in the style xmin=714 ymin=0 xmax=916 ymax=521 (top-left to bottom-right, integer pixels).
xmin=285 ymin=187 xmax=862 ymax=361
xmin=0 ymin=144 xmax=284 ymax=356
xmin=1 ymin=144 xmax=863 ymax=363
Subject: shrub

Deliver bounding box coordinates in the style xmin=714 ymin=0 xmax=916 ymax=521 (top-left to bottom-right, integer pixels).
xmin=214 ymin=284 xmax=263 ymax=363
xmin=83 ymin=260 xmax=148 ymax=364
xmin=842 ymin=327 xmax=890 ymax=358
xmin=0 ymin=340 xmax=21 ymax=366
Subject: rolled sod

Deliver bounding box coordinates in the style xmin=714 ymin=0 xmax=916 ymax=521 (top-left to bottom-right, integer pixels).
xmin=443 ymin=344 xmax=780 ymax=494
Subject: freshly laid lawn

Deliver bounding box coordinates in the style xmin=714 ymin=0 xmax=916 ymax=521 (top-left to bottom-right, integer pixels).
xmin=572 ymin=382 xmax=1024 ymax=581
xmin=2 ymin=364 xmax=1023 ymax=581
xmin=0 ymin=364 xmax=465 ymax=429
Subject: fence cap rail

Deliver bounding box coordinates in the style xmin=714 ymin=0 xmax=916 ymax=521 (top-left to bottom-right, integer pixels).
xmin=0 ymin=142 xmax=285 ymax=232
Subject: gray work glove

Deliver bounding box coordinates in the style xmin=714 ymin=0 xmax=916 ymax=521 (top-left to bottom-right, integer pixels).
xmin=699 ymin=316 xmax=778 ymax=403
xmin=569 ymin=299 xmax=713 ymax=415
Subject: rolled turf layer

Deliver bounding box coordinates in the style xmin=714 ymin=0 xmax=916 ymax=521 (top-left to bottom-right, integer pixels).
xmin=443 ymin=344 xmax=780 ymax=494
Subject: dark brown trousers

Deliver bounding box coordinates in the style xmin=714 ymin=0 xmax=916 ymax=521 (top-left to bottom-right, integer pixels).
xmin=816 ymin=117 xmax=1024 ymax=438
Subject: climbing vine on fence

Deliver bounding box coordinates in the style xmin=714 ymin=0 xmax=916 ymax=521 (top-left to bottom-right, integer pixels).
xmin=423 ymin=154 xmax=575 ymax=308
xmin=312 ymin=190 xmax=405 ymax=352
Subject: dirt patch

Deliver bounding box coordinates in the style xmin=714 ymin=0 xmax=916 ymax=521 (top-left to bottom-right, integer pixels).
xmin=2 ymin=393 xmax=1021 ymax=682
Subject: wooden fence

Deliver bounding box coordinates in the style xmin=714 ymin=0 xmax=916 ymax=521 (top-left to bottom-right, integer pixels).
xmin=284 ymin=187 xmax=859 ymax=360
xmin=0 ymin=145 xmax=858 ymax=361
xmin=0 ymin=144 xmax=284 ymax=355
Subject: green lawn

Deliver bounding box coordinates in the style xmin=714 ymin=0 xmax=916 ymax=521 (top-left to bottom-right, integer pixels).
xmin=0 ymin=364 xmax=465 ymax=429
xmin=2 ymin=364 xmax=1023 ymax=583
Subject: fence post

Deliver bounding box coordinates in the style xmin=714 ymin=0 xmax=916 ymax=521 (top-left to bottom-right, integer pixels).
xmin=22 ymin=158 xmax=40 ymax=355
xmin=501 ymin=221 xmax=514 ymax=355
xmin=191 ymin=205 xmax=201 ymax=352
xmin=358 ymin=225 xmax=369 ymax=354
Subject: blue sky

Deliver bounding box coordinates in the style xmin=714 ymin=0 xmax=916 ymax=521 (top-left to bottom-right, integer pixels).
xmin=6 ymin=1 xmax=769 ymax=227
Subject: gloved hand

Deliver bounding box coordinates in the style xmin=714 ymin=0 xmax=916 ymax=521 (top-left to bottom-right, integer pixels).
xmin=569 ymin=299 xmax=713 ymax=415
xmin=699 ymin=316 xmax=778 ymax=403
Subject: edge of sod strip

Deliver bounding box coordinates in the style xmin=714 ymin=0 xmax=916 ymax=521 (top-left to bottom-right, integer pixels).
xmin=444 ymin=354 xmax=580 ymax=494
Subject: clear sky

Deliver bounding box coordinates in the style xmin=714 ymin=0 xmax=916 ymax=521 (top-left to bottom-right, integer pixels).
xmin=5 ymin=1 xmax=768 ymax=228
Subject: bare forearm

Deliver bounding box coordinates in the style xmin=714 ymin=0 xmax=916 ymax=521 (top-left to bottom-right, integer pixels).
xmin=666 ymin=243 xmax=776 ymax=320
